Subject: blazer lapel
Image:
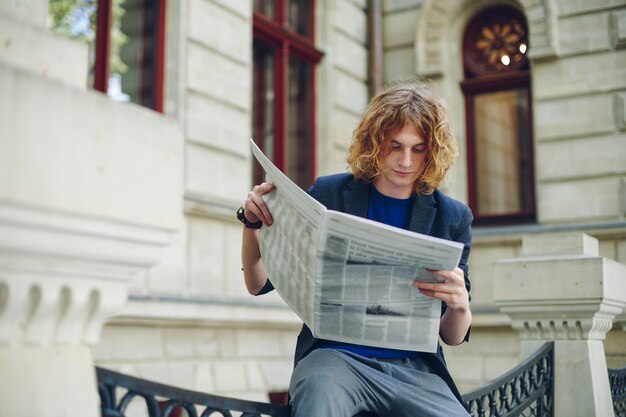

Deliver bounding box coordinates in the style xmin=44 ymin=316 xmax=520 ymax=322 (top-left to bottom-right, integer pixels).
xmin=341 ymin=178 xmax=437 ymax=233
xmin=342 ymin=178 xmax=369 ymax=218
xmin=408 ymin=193 xmax=437 ymax=235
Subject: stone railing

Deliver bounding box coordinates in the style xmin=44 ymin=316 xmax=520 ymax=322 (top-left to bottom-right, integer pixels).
xmin=495 ymin=232 xmax=626 ymax=417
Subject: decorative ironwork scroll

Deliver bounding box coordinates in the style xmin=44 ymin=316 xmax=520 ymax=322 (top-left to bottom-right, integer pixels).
xmin=610 ymin=366 xmax=626 ymax=417
xmin=96 ymin=367 xmax=291 ymax=417
xmin=97 ymin=343 xmax=558 ymax=417
xmin=462 ymin=342 xmax=554 ymax=417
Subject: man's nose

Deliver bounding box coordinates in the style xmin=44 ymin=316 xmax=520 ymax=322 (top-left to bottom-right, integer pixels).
xmin=399 ymin=149 xmax=412 ymax=166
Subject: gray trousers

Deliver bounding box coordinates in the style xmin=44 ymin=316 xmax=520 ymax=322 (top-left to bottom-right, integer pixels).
xmin=289 ymin=349 xmax=470 ymax=417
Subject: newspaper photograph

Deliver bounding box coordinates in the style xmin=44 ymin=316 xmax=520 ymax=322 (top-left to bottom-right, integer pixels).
xmin=250 ymin=139 xmax=464 ymax=353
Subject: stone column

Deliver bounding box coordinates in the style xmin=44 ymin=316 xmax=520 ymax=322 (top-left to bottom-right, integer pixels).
xmin=495 ymin=232 xmax=626 ymax=417
xmin=0 ymin=1 xmax=183 ymax=416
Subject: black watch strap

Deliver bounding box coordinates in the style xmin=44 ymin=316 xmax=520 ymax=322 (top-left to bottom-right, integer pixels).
xmin=236 ymin=206 xmax=263 ymax=229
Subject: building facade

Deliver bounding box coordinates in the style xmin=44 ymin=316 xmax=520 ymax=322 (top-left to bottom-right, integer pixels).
xmin=1 ymin=0 xmax=625 ymax=412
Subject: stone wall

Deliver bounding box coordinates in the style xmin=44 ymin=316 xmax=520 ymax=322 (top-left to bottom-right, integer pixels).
xmin=319 ymin=0 xmax=371 ymax=175
xmin=533 ymin=2 xmax=626 ymax=224
xmin=93 ymin=323 xmax=298 ymax=401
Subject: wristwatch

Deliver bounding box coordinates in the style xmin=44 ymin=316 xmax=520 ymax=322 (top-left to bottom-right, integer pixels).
xmin=236 ymin=206 xmax=263 ymax=229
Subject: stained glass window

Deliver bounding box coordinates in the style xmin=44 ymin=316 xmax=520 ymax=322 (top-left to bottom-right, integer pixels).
xmin=464 ymin=6 xmax=529 ymax=76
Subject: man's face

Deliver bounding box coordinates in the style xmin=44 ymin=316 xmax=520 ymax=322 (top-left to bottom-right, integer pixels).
xmin=373 ymin=124 xmax=427 ymax=199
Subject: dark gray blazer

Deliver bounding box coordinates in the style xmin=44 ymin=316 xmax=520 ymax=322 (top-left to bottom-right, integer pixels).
xmin=257 ymin=173 xmax=473 ymax=404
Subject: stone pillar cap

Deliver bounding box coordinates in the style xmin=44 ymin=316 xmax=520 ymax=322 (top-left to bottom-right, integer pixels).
xmin=522 ymin=232 xmax=598 ymax=257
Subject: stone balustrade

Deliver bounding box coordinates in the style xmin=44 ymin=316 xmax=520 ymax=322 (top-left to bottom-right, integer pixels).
xmin=495 ymin=232 xmax=626 ymax=417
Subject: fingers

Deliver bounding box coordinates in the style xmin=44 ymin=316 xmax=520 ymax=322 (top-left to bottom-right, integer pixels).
xmin=243 ymin=183 xmax=276 ymax=226
xmin=413 ymin=267 xmax=468 ymax=309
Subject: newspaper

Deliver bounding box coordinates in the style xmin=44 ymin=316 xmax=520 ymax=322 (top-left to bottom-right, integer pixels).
xmin=250 ymin=139 xmax=464 ymax=353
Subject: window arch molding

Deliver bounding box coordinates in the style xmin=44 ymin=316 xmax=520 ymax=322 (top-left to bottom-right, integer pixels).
xmin=414 ymin=0 xmax=556 ymax=78
xmin=409 ymin=1 xmax=550 ymax=224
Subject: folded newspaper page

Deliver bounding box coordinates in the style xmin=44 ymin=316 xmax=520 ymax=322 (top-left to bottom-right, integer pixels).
xmin=250 ymin=139 xmax=463 ymax=353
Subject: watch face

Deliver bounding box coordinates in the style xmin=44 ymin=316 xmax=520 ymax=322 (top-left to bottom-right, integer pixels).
xmin=237 ymin=206 xmax=262 ymax=228
xmin=237 ymin=206 xmax=246 ymax=222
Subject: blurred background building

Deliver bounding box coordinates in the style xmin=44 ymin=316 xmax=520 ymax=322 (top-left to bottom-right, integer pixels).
xmin=1 ymin=0 xmax=625 ymax=414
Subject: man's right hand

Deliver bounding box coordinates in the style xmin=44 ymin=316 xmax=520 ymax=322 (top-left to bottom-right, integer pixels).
xmin=241 ymin=183 xmax=275 ymax=295
xmin=243 ymin=182 xmax=276 ymax=227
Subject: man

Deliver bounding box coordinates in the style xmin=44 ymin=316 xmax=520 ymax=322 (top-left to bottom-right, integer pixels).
xmin=238 ymin=81 xmax=472 ymax=417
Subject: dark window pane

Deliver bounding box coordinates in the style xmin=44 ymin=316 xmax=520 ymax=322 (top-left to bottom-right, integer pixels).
xmin=473 ymin=89 xmax=531 ymax=216
xmin=112 ymin=0 xmax=161 ymax=108
xmin=252 ymin=0 xmax=321 ymax=189
xmin=287 ymin=56 xmax=313 ymax=189
xmin=253 ymin=0 xmax=275 ymax=19
xmin=252 ymin=40 xmax=276 ymax=184
xmin=288 ymin=0 xmax=311 ymax=38
xmin=48 ymin=0 xmax=163 ymax=110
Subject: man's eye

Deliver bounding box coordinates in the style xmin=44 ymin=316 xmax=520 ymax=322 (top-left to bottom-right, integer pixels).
xmin=412 ymin=146 xmax=426 ymax=153
xmin=391 ymin=144 xmax=402 ymax=150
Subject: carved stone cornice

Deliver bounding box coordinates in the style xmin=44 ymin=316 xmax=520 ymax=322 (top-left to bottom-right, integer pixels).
xmin=0 ymin=201 xmax=177 ymax=347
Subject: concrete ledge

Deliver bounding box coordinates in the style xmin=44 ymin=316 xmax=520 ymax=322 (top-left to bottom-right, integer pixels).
xmin=114 ymin=295 xmax=302 ymax=329
xmin=0 ymin=63 xmax=183 ymax=230
xmin=0 ymin=14 xmax=88 ymax=88
xmin=0 ymin=200 xmax=174 ymax=267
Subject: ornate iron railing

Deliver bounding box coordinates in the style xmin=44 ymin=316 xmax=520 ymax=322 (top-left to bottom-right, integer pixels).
xmin=97 ymin=344 xmax=555 ymax=417
xmin=462 ymin=342 xmax=554 ymax=417
xmin=96 ymin=367 xmax=291 ymax=417
xmin=610 ymin=366 xmax=626 ymax=417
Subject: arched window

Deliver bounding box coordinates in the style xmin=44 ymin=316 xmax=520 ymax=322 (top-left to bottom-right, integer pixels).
xmin=461 ymin=5 xmax=535 ymax=225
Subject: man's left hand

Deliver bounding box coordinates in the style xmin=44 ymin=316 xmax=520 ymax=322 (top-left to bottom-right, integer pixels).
xmin=413 ymin=267 xmax=469 ymax=311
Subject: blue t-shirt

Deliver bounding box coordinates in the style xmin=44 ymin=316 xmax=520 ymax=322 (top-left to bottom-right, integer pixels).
xmin=318 ymin=184 xmax=418 ymax=358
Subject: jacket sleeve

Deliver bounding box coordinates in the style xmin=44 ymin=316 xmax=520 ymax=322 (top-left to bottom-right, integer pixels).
xmin=453 ymin=205 xmax=473 ymax=342
xmin=255 ymin=279 xmax=275 ymax=295
xmin=439 ymin=203 xmax=473 ymax=342
xmin=454 ymin=206 xmax=473 ymax=299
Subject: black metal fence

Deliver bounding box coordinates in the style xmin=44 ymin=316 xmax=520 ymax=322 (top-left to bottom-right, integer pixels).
xmin=462 ymin=342 xmax=554 ymax=417
xmin=97 ymin=342 xmax=556 ymax=417
xmin=96 ymin=367 xmax=290 ymax=417
xmin=610 ymin=366 xmax=626 ymax=417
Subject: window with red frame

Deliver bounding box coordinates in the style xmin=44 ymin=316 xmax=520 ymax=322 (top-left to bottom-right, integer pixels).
xmin=252 ymin=0 xmax=323 ymax=189
xmin=461 ymin=5 xmax=535 ymax=226
xmin=48 ymin=0 xmax=166 ymax=112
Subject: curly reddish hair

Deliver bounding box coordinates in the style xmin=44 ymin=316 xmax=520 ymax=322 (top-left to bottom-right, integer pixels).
xmin=347 ymin=81 xmax=458 ymax=195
